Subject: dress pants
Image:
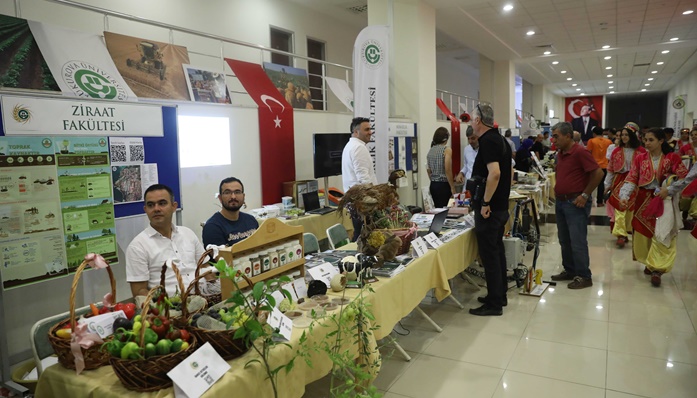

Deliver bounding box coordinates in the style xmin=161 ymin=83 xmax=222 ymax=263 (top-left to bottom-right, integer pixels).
xmin=474 ymin=208 xmax=509 ymax=309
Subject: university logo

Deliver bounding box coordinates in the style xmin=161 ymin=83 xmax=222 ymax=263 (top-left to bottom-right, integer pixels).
xmin=361 ymin=39 xmax=384 ymax=69
xmin=41 ymin=138 xmax=53 ymax=148
xmin=62 ymin=61 xmax=128 ymax=100
xmin=12 ymin=104 xmax=31 ymax=124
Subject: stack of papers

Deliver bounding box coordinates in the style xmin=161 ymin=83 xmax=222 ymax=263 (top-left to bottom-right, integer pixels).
xmin=373 ymin=255 xmax=414 ymax=277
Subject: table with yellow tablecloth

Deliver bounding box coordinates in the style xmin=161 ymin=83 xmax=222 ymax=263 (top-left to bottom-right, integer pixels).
xmin=35 ymin=230 xmax=476 ymax=398
xmin=280 ymin=210 xmax=353 ymax=241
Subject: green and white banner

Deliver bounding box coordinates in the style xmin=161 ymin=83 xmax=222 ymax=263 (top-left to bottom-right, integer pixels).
xmin=27 ymin=21 xmax=137 ymax=101
xmin=353 ymin=25 xmax=389 ymax=183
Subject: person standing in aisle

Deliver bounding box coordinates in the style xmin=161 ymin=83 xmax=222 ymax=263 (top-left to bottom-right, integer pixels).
xmin=587 ymin=126 xmax=613 ymax=206
xmin=455 ymin=126 xmax=479 ymax=184
xmin=342 ymin=117 xmax=378 ymax=241
xmin=468 ymin=104 xmax=512 ymax=316
xmin=604 ymin=123 xmax=645 ymax=248
xmin=550 ymin=122 xmax=604 ymax=289
xmin=426 ymin=127 xmax=456 ymax=208
xmin=619 ymin=128 xmax=688 ymax=287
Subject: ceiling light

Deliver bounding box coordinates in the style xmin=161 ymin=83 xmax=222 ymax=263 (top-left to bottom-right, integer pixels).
xmin=609 ymin=86 xmax=614 ymax=89
xmin=651 ymin=70 xmax=658 ymax=74
xmin=657 ymin=61 xmax=664 ymax=65
xmin=567 ymin=77 xmax=572 ymax=81
xmin=662 ymin=50 xmax=670 ymax=54
xmin=602 ymin=45 xmax=610 ymax=49
xmin=552 ymin=61 xmax=559 ymax=65
xmin=609 ymin=91 xmax=615 ymax=93
xmin=576 ymin=88 xmax=581 ymax=91
xmin=670 ymin=37 xmax=679 ymax=41
xmin=543 ymin=50 xmax=551 ymax=55
xmin=645 ymin=83 xmax=650 ymax=86
xmin=605 ymin=66 xmax=612 ymax=69
xmin=641 ymin=89 xmax=647 ymax=91
xmin=527 ymin=30 xmax=535 ymax=36
xmin=607 ymin=74 xmax=613 ymax=77
xmin=608 ymin=80 xmax=614 ymax=83
xmin=648 ymin=77 xmax=654 ymax=81
xmin=561 ymin=70 xmax=567 ymax=74
xmin=604 ymin=56 xmax=612 ymax=60
xmin=572 ymin=83 xmax=578 ymax=86
xmin=683 ymin=10 xmax=694 ymax=15
xmin=503 ymin=4 xmax=514 ymax=11
xmin=580 ymin=93 xmax=585 ymax=95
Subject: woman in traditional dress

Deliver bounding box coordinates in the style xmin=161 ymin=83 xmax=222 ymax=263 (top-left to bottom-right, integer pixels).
xmin=619 ymin=128 xmax=689 ymax=287
xmin=604 ymin=122 xmax=645 ymax=248
xmin=677 ymin=127 xmax=697 ymax=229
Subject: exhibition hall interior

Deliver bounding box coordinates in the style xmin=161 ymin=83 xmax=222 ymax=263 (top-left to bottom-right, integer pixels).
xmin=0 ymin=0 xmax=696 ymax=397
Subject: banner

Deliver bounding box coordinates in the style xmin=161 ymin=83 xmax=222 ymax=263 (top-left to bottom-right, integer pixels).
xmin=325 ymin=77 xmax=354 ymax=111
xmin=27 ymin=21 xmax=136 ymax=101
xmin=668 ymin=95 xmax=687 ymax=132
xmin=1 ymin=95 xmax=163 ymax=137
xmin=225 ymin=59 xmax=295 ymax=205
xmin=353 ymin=25 xmax=389 ymax=183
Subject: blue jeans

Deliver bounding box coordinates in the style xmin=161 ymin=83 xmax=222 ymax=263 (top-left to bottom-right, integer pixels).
xmin=555 ymin=198 xmax=592 ymax=279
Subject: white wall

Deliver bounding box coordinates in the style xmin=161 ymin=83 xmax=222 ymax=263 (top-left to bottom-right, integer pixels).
xmin=436 ymin=54 xmax=479 ymax=100
xmin=667 ymin=65 xmax=697 ymax=128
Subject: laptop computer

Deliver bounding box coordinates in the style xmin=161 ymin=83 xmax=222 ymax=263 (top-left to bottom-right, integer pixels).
xmin=302 ymin=191 xmax=335 ymax=215
xmin=416 ymin=209 xmax=448 ymax=237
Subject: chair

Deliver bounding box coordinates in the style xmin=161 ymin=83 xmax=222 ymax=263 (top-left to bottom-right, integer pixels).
xmin=30 ymin=305 xmax=91 ymax=376
xmin=326 ymin=223 xmax=350 ymax=249
xmin=303 ymin=233 xmax=320 ymax=255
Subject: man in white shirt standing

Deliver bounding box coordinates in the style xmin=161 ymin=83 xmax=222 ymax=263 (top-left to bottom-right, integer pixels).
xmin=455 ymin=126 xmax=479 ymax=184
xmin=126 ymin=184 xmax=206 ymax=297
xmin=342 ymin=117 xmax=378 ymax=240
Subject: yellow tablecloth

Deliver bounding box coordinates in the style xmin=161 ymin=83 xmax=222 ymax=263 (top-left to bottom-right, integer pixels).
xmin=35 ymin=230 xmax=477 ymax=398
xmin=280 ymin=210 xmax=353 ymax=241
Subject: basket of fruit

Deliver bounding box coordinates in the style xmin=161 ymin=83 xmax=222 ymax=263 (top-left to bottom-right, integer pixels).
xmin=190 ymin=248 xmax=223 ymax=305
xmin=108 ymin=285 xmax=196 ymax=392
xmin=48 ymin=253 xmax=119 ymax=372
xmin=179 ymin=270 xmax=250 ymax=360
xmin=156 ymin=261 xmax=206 ymax=328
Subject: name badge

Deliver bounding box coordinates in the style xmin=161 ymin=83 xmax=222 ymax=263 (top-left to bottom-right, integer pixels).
xmin=168 ymin=342 xmax=231 ymax=398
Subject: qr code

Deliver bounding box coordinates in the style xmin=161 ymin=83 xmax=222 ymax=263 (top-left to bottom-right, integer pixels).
xmin=110 ymin=145 xmax=126 ymax=163
xmin=130 ymin=145 xmax=145 ymax=162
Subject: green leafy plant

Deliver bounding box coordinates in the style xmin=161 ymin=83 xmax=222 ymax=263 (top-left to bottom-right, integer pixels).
xmin=215 ymin=259 xmax=302 ymax=398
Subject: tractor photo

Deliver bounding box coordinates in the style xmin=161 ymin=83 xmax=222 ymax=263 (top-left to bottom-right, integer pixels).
xmin=126 ymin=41 xmax=166 ymax=80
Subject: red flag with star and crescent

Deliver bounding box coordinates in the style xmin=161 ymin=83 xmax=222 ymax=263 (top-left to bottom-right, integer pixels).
xmin=225 ymin=58 xmax=296 ymax=204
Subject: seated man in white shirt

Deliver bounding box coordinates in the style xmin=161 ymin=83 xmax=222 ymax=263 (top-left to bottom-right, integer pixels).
xmin=126 ymin=184 xmax=206 ymax=298
xmin=455 ymin=126 xmax=479 ymax=185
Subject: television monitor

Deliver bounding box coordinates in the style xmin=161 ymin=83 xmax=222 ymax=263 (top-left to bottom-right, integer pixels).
xmin=313 ymin=133 xmax=351 ymax=179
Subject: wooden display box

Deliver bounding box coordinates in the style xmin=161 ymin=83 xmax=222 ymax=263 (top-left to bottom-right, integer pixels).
xmin=219 ymin=218 xmax=305 ymax=299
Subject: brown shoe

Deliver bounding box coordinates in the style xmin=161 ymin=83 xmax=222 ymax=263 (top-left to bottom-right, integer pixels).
xmin=551 ymin=270 xmax=575 ymax=281
xmin=568 ymin=276 xmax=593 ymax=289
xmin=650 ymin=272 xmax=662 ymax=287
xmin=616 ymin=237 xmax=626 ymax=248
xmin=644 ymin=267 xmax=652 ymax=275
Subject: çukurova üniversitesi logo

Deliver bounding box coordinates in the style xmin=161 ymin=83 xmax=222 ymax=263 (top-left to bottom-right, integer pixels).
xmin=361 ymin=39 xmax=384 ymax=69
xmin=62 ymin=61 xmax=129 ymax=100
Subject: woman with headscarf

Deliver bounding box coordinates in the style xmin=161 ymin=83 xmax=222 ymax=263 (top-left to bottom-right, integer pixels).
xmin=619 ymin=128 xmax=688 ymax=287
xmin=514 ymin=137 xmax=534 ymax=173
xmin=426 ymin=127 xmax=455 ymax=207
xmin=604 ymin=122 xmax=646 ymax=248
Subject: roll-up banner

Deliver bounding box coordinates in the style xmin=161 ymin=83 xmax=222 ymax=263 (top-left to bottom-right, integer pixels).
xmin=353 ymin=25 xmax=389 ymax=184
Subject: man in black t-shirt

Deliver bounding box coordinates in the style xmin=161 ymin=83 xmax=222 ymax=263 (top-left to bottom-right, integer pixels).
xmin=469 ymin=104 xmax=512 ymax=316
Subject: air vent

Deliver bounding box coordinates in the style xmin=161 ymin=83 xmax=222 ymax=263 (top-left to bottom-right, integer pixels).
xmin=536 ymin=44 xmax=553 ymax=48
xmin=634 ymin=63 xmax=651 ymax=67
xmin=346 ymin=4 xmax=368 ymax=14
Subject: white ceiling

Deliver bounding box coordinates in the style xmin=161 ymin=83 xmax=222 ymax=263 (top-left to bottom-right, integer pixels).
xmin=289 ymin=0 xmax=697 ymax=97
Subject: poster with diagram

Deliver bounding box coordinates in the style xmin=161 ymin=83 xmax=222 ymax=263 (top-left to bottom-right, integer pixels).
xmin=0 ymin=137 xmax=68 ymax=289
xmin=56 ymin=137 xmax=118 ymax=269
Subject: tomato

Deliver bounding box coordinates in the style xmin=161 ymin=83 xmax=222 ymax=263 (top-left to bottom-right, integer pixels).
xmin=122 ymin=303 xmax=136 ymax=320
xmin=98 ymin=306 xmax=111 ymax=315
xmin=179 ymin=329 xmax=190 ymax=343
xmin=114 ymin=303 xmax=124 ymax=312
xmin=144 ymin=343 xmax=157 ymax=358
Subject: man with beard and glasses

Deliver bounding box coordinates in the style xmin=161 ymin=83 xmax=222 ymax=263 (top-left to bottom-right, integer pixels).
xmin=202 ymin=177 xmax=259 ymax=247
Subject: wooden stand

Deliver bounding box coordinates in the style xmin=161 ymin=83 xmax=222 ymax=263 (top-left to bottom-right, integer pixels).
xmin=219 ymin=218 xmax=305 ymax=299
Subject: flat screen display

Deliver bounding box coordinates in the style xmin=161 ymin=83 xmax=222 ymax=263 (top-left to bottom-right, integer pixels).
xmin=313 ymin=133 xmax=351 ymax=179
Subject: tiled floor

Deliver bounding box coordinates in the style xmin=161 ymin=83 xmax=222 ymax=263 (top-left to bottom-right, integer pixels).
xmin=303 ymin=207 xmax=697 ymax=398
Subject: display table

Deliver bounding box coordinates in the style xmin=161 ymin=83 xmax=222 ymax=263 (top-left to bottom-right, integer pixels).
xmin=35 ymin=230 xmax=477 ymax=398
xmin=279 ymin=210 xmax=353 ymax=241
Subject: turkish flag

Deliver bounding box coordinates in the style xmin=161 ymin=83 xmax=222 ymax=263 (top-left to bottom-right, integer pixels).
xmin=225 ymin=59 xmax=296 ymax=204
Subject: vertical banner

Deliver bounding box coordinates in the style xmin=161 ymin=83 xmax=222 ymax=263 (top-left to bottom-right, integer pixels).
xmin=669 ymin=95 xmax=687 ymax=132
xmin=27 ymin=21 xmax=136 ymax=101
xmin=353 ymin=25 xmax=389 ymax=183
xmin=225 ymin=59 xmax=295 ymax=204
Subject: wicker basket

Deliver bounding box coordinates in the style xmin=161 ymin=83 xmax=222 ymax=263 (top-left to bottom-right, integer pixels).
xmin=192 ymin=249 xmax=222 ymax=305
xmin=47 ymin=259 xmax=116 ymax=370
xmin=180 ymin=271 xmax=251 ymax=361
xmin=110 ymin=285 xmax=197 ymax=392
xmin=378 ymin=222 xmax=418 ymax=255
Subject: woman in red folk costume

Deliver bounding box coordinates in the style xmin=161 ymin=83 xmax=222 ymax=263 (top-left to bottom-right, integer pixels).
xmin=619 ymin=128 xmax=688 ymax=287
xmin=604 ymin=122 xmax=646 ymax=248
xmin=677 ymin=127 xmax=697 ymax=229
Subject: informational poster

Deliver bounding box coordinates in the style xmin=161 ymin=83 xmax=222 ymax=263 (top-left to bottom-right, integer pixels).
xmin=56 ymin=137 xmax=118 ymax=269
xmin=111 ymin=164 xmax=158 ymax=203
xmin=0 ymin=137 xmax=68 ymax=289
